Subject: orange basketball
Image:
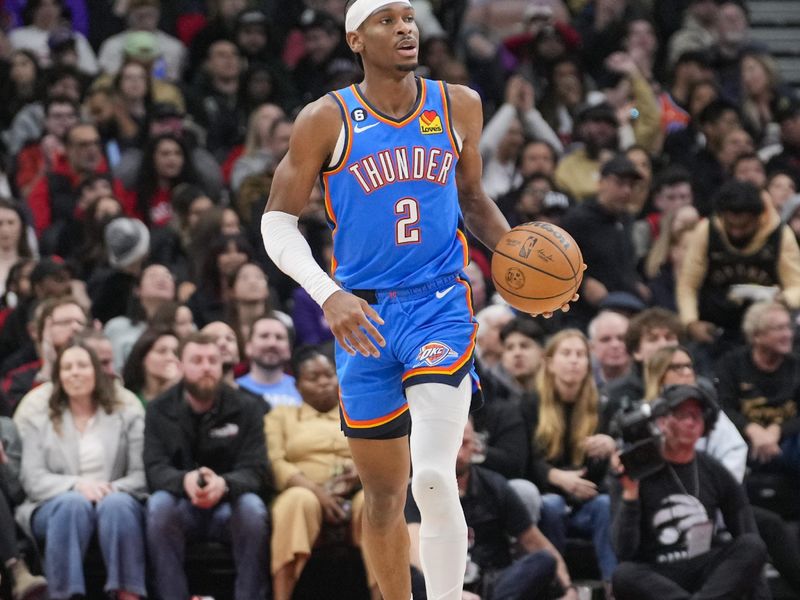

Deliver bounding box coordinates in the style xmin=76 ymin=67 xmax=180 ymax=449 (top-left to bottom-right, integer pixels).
xmin=491 ymin=222 xmax=584 ymax=314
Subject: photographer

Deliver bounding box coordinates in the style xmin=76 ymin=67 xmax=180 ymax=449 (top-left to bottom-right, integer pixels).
xmin=611 ymin=384 xmax=767 ymax=600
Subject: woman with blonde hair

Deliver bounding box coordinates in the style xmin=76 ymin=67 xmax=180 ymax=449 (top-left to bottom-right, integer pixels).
xmin=643 ymin=345 xmax=746 ymax=480
xmin=530 ymin=329 xmax=617 ymax=587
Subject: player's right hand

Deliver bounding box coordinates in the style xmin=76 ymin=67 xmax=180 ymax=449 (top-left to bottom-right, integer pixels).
xmin=323 ymin=291 xmax=386 ymax=357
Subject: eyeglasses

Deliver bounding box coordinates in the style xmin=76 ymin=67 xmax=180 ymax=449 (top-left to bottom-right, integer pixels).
xmin=666 ymin=362 xmax=693 ymax=372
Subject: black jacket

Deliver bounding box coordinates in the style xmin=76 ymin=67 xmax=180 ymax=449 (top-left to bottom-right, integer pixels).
xmin=143 ymin=382 xmax=273 ymax=501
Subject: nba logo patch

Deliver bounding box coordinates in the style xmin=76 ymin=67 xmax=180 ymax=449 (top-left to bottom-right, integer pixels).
xmin=416 ymin=342 xmax=456 ymax=366
xmin=419 ymin=110 xmax=443 ymax=135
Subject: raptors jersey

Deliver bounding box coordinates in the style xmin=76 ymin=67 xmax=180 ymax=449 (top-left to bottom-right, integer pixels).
xmin=323 ymin=77 xmax=467 ymax=290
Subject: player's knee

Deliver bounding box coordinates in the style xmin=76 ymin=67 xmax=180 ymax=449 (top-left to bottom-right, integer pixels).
xmin=411 ymin=466 xmax=456 ymax=515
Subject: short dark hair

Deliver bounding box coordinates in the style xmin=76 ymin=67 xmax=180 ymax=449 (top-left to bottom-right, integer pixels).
xmin=499 ymin=316 xmax=545 ymax=345
xmin=732 ymin=152 xmax=763 ymax=171
xmin=625 ymin=308 xmax=682 ymax=355
xmin=290 ymin=345 xmax=327 ymax=377
xmin=714 ymin=180 xmax=763 ymax=215
xmin=697 ymin=98 xmax=739 ymax=126
xmin=652 ymin=165 xmax=691 ymax=195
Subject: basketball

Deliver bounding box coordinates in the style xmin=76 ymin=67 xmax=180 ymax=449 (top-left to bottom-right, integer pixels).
xmin=491 ymin=222 xmax=584 ymax=314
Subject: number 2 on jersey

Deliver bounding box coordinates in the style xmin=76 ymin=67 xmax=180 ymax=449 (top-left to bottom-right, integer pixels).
xmin=395 ymin=198 xmax=421 ymax=245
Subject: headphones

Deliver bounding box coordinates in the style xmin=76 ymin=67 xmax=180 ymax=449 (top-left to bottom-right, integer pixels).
xmin=651 ymin=383 xmax=720 ymax=436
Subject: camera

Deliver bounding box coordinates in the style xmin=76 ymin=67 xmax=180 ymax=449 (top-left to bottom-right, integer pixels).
xmin=611 ymin=402 xmax=665 ymax=480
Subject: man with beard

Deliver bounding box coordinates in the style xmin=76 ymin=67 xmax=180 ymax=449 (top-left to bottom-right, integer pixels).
xmin=236 ymin=316 xmax=301 ymax=410
xmin=554 ymin=102 xmax=620 ymax=201
xmin=144 ymin=332 xmax=272 ymax=600
xmin=677 ymin=180 xmax=800 ymax=354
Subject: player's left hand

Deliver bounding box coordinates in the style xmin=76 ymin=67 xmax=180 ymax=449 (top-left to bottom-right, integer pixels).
xmin=323 ymin=291 xmax=386 ymax=357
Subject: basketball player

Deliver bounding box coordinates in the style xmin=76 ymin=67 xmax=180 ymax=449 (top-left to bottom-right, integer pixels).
xmin=261 ymin=2 xmax=575 ymax=598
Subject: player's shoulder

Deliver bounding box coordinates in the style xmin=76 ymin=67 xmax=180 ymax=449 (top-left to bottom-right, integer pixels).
xmin=443 ymin=83 xmax=482 ymax=113
xmin=290 ymin=94 xmax=345 ymax=151
xmin=294 ymin=94 xmax=343 ymax=128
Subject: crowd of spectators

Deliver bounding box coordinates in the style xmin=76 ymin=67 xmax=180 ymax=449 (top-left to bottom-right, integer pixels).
xmin=1 ymin=0 xmax=800 ymax=598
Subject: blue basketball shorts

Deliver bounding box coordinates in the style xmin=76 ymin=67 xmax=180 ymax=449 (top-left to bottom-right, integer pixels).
xmin=335 ymin=272 xmax=481 ymax=439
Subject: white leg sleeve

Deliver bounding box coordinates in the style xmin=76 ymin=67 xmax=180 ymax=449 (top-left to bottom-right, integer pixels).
xmin=407 ymin=376 xmax=471 ymax=600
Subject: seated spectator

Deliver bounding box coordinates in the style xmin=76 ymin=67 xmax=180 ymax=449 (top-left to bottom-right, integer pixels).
xmin=487 ymin=317 xmax=544 ymax=407
xmin=716 ymin=301 xmax=800 ymax=475
xmin=230 ymin=105 xmax=287 ymax=193
xmin=15 ymin=341 xmax=147 ymax=600
xmin=518 ymin=140 xmax=559 ymax=180
xmin=497 ymin=174 xmax=571 ymax=229
xmin=14 ymin=327 xmax=143 ymax=426
xmin=104 ymin=263 xmax=176 ymax=372
xmin=9 ymin=0 xmax=98 ymax=74
xmin=633 ymin=165 xmax=694 ymax=261
xmin=765 ymin=95 xmax=800 ymax=186
xmin=87 ymin=218 xmax=150 ymax=324
xmin=0 ymin=200 xmax=35 ymax=300
xmin=678 ymin=181 xmax=800 ymax=354
xmin=2 ymin=295 xmax=88 ymax=413
xmin=109 ymin=60 xmax=157 ymax=146
xmin=188 ymin=39 xmax=248 ymax=161
xmin=292 ymin=9 xmax=358 ymax=105
xmin=122 ymin=134 xmax=203 ymax=228
xmin=27 ymin=123 xmax=128 ymax=246
xmin=0 ymin=258 xmax=72 ymax=372
xmin=1 ymin=66 xmax=83 ymax=158
xmin=144 ymin=332 xmax=271 ymax=600
xmin=740 ymin=50 xmax=787 ymax=148
xmin=625 ymin=145 xmax=653 ymax=219
xmin=601 ymin=307 xmax=683 ymax=431
xmin=611 ymin=384 xmax=767 ymax=600
xmin=200 ymin=321 xmax=242 ymax=387
xmin=644 ymin=218 xmax=696 ymax=312
xmin=528 ymin=330 xmax=618 ymax=585
xmin=479 ymin=75 xmax=563 ymax=200
xmin=121 ymin=328 xmax=181 ymax=406
xmin=666 ymin=0 xmax=717 ymax=67
xmin=658 ymin=50 xmax=713 ymax=137
xmin=561 ymin=154 xmax=648 ymax=329
xmin=12 ymin=95 xmax=78 ymax=199
xmin=0 ymin=49 xmax=44 ymax=133
xmin=662 ymin=78 xmax=721 ymax=169
xmin=688 ymin=99 xmax=744 ymax=215
xmin=406 ymin=419 xmax=575 ymax=600
xmin=186 ymin=233 xmax=254 ymax=327
xmin=150 ymin=300 xmax=196 ymax=339
xmin=63 ymin=192 xmax=123 ymax=281
xmin=474 ymin=305 xmax=515 ymax=371
xmin=731 ymin=152 xmax=767 ymax=189
xmin=237 ymin=316 xmax=301 ymax=411
xmin=588 ymin=310 xmax=631 ymax=390
xmin=97 ymin=0 xmax=186 ymax=82
xmin=113 ymin=103 xmax=222 ymax=200
xmin=0 ymin=416 xmax=48 ymax=599
xmin=766 ymin=171 xmax=796 ymax=214
xmin=643 ymin=345 xmax=748 ymax=480
xmin=266 ymin=347 xmax=373 ymax=600
xmin=537 ymin=55 xmax=591 ymax=146
xmin=226 ymin=262 xmax=291 ymax=341
xmin=186 ymin=0 xmax=247 ymax=80
xmin=554 ymin=102 xmax=620 ymax=201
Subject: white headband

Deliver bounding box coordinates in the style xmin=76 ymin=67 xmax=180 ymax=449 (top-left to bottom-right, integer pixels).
xmin=345 ymin=0 xmax=413 ymax=33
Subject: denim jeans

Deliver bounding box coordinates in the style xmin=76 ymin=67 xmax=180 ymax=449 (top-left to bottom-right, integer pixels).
xmin=31 ymin=491 xmax=146 ymax=599
xmin=491 ymin=550 xmax=557 ymax=600
xmin=146 ymin=490 xmax=269 ymax=600
xmin=539 ymin=493 xmax=617 ymax=581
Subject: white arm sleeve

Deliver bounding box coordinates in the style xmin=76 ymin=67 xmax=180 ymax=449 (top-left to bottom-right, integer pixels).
xmin=261 ymin=211 xmax=341 ymax=307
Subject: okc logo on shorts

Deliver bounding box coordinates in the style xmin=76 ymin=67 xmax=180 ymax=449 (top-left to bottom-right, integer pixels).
xmin=416 ymin=342 xmax=456 ymax=366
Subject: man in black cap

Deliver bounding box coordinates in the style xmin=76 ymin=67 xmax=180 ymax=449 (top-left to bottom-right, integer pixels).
xmin=561 ymin=154 xmax=649 ymax=329
xmin=611 ymin=383 xmax=768 ymax=600
xmin=677 ymin=179 xmax=800 ymax=353
xmin=554 ymin=102 xmax=620 ymax=201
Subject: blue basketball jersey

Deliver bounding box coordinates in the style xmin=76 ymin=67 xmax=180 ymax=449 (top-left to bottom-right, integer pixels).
xmin=323 ymin=77 xmax=467 ymax=290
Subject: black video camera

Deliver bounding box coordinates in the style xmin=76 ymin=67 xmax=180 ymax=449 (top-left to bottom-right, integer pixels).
xmin=612 ymin=402 xmax=665 ymax=480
